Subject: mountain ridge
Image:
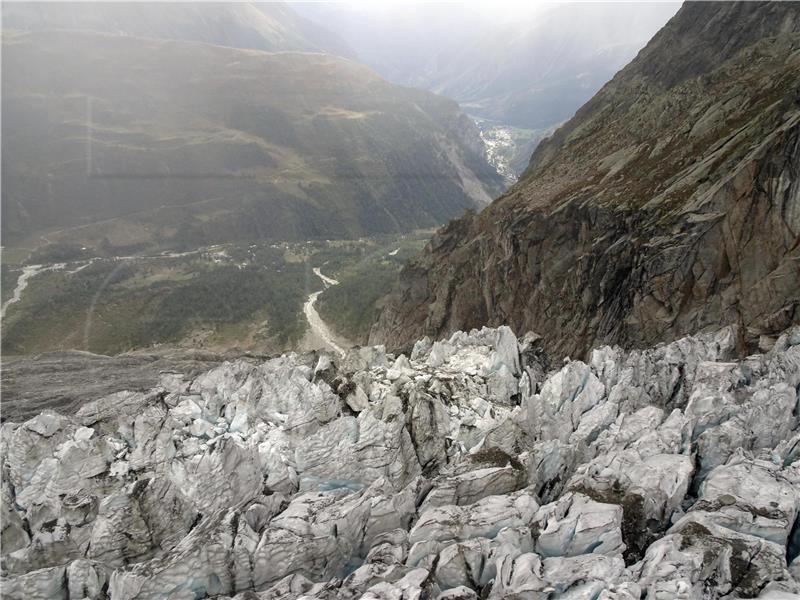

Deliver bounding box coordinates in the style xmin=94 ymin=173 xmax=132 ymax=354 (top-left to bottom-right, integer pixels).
xmin=296 ymin=2 xmax=680 ymax=130
xmin=370 ymin=1 xmax=800 ymax=359
xmin=2 ymin=27 xmax=503 ymax=251
xmin=1 ymin=1 xmax=354 ymax=57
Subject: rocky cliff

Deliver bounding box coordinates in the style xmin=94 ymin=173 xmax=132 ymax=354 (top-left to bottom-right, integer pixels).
xmin=370 ymin=1 xmax=800 ymax=359
xmin=2 ymin=324 xmax=800 ymax=598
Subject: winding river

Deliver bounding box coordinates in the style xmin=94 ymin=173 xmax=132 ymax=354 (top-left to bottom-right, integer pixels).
xmin=4 ymin=255 xmax=354 ymax=358
xmin=1 ymin=264 xmax=65 ymax=319
xmin=1 ymin=247 xmax=216 ymax=321
xmin=303 ymin=267 xmax=348 ymax=357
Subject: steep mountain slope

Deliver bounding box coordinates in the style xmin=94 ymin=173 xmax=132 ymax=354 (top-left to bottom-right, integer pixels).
xmin=2 ymin=29 xmax=502 ymax=250
xmin=296 ymin=2 xmax=679 ymax=129
xmin=1 ymin=1 xmax=353 ymax=56
xmin=426 ymin=2 xmax=681 ymax=130
xmin=371 ymin=1 xmax=800 ymax=358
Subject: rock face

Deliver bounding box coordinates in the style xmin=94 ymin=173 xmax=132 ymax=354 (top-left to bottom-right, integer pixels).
xmin=3 ymin=323 xmax=800 ymax=599
xmin=370 ymin=1 xmax=800 ymax=359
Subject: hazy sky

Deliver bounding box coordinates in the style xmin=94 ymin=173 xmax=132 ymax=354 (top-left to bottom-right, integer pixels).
xmin=329 ymin=0 xmax=545 ymax=21
xmin=321 ymin=1 xmax=678 ymax=25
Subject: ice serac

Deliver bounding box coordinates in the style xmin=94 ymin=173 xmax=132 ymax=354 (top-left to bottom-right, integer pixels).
xmin=2 ymin=323 xmax=800 ymax=598
xmin=370 ymin=1 xmax=800 ymax=359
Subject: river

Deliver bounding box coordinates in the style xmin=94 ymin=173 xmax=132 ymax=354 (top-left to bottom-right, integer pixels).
xmin=302 ymin=267 xmax=349 ymax=357
xmin=3 ymin=254 xmax=355 ymax=357
xmin=1 ymin=263 xmax=66 ymax=319
xmin=0 ymin=248 xmax=216 ymax=321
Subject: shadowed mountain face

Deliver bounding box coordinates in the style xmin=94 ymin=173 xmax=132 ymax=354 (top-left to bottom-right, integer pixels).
xmin=1 ymin=27 xmax=503 ymax=250
xmin=371 ymin=1 xmax=800 ymax=358
xmin=295 ymin=2 xmax=680 ymax=130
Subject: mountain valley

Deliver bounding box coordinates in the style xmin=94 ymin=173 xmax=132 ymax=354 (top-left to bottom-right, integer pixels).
xmin=296 ymin=2 xmax=680 ymax=130
xmin=372 ymin=1 xmax=800 ymax=359
xmin=3 ymin=3 xmax=800 ymax=600
xmin=3 ymin=28 xmax=502 ymax=252
xmin=1 ymin=232 xmax=430 ymax=356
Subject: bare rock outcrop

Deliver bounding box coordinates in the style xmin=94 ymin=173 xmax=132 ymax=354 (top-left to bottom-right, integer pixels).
xmin=370 ymin=1 xmax=800 ymax=360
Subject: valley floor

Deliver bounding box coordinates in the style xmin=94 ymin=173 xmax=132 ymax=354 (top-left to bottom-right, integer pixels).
xmin=0 ymin=232 xmax=430 ymax=357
